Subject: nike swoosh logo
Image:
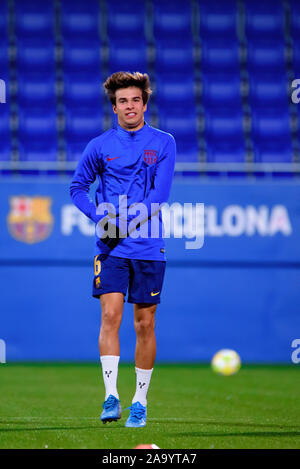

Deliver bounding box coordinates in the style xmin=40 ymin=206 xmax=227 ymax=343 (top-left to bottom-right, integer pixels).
xmin=151 ymin=291 xmax=160 ymax=297
xmin=107 ymin=157 xmax=120 ymax=161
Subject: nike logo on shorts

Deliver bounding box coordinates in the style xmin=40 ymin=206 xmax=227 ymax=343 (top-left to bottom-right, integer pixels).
xmin=151 ymin=291 xmax=160 ymax=296
xmin=107 ymin=157 xmax=120 ymax=161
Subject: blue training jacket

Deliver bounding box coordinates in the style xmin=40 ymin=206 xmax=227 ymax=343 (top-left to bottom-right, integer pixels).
xmin=70 ymin=122 xmax=176 ymax=261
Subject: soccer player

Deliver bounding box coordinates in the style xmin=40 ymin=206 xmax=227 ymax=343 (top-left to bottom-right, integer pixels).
xmin=70 ymin=72 xmax=176 ymax=428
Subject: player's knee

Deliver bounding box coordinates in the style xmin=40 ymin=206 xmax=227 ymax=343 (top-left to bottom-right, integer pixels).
xmin=134 ymin=316 xmax=155 ymax=337
xmin=101 ymin=307 xmax=122 ymax=330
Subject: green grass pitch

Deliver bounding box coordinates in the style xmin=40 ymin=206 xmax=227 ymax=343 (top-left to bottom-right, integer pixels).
xmin=0 ymin=363 xmax=299 ymax=449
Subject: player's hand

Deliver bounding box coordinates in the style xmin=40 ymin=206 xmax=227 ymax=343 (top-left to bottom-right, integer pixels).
xmin=101 ymin=220 xmax=121 ymax=249
xmin=96 ymin=215 xmax=127 ymax=250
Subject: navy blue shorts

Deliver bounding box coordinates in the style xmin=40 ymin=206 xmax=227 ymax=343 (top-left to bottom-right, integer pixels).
xmin=92 ymin=255 xmax=166 ymax=304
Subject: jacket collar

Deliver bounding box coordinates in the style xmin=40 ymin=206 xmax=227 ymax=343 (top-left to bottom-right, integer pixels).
xmin=115 ymin=121 xmax=149 ymax=140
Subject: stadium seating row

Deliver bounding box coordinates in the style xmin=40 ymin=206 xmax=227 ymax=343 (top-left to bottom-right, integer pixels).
xmin=6 ymin=0 xmax=300 ymax=41
xmin=7 ymin=38 xmax=296 ymax=77
xmin=1 ymin=106 xmax=294 ymax=163
xmin=0 ymin=0 xmax=299 ymax=166
xmin=2 ymin=0 xmax=295 ymax=41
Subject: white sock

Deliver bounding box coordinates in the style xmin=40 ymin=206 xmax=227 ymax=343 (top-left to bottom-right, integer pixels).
xmin=100 ymin=355 xmax=119 ymax=400
xmin=132 ymin=367 xmax=153 ymax=407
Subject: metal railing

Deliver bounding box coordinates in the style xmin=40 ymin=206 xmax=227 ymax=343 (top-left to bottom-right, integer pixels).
xmin=0 ymin=160 xmax=299 ymax=174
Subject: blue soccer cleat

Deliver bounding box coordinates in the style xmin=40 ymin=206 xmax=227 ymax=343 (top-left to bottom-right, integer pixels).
xmin=100 ymin=394 xmax=121 ymax=424
xmin=125 ymin=401 xmax=147 ymax=428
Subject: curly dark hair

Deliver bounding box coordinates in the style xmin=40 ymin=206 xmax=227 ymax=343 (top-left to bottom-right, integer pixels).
xmin=103 ymin=71 xmax=152 ymax=106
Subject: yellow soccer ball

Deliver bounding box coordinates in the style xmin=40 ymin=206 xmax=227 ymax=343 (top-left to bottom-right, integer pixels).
xmin=211 ymin=349 xmax=241 ymax=376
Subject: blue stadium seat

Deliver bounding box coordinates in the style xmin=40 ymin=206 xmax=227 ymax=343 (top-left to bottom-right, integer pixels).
xmin=61 ymin=0 xmax=100 ymax=39
xmin=206 ymin=143 xmax=246 ymax=163
xmin=18 ymin=109 xmax=58 ymax=161
xmin=202 ymin=73 xmax=242 ymax=108
xmin=18 ymin=142 xmax=58 ymax=162
xmin=155 ymin=75 xmax=196 ymax=108
xmin=292 ymin=39 xmax=300 ymax=74
xmin=63 ymin=40 xmax=101 ymax=75
xmin=65 ymin=109 xmax=103 ymax=161
xmin=251 ymin=109 xmax=293 ymax=162
xmin=153 ymin=0 xmax=193 ymax=41
xmin=63 ymin=74 xmax=102 ymax=109
xmin=65 ymin=142 xmax=88 ymax=162
xmin=248 ymin=73 xmax=289 ymax=109
xmin=198 ymin=0 xmax=238 ymax=39
xmin=16 ymin=39 xmax=55 ymax=75
xmin=0 ymin=37 xmax=9 ymax=155
xmin=175 ymin=141 xmax=199 ymax=162
xmin=14 ymin=0 xmax=54 ymax=39
xmin=201 ymin=39 xmax=240 ymax=73
xmin=18 ymin=109 xmax=57 ymax=141
xmin=109 ymin=40 xmax=148 ymax=74
xmin=17 ymin=74 xmax=56 ymax=109
xmin=158 ymin=112 xmax=199 ymax=162
xmin=0 ymin=0 xmax=8 ymax=39
xmin=247 ymin=40 xmax=286 ymax=73
xmin=245 ymin=0 xmax=284 ymax=40
xmin=253 ymin=142 xmax=293 ymax=163
xmin=155 ymin=40 xmax=194 ymax=75
xmin=290 ymin=0 xmax=300 ymax=39
xmin=204 ymin=109 xmax=246 ymax=163
xmin=0 ymin=37 xmax=9 ymax=81
xmin=107 ymin=0 xmax=146 ymax=40
xmin=0 ymin=105 xmax=11 ymax=160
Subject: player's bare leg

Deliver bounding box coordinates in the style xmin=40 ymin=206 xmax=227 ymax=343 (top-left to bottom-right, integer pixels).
xmin=99 ymin=292 xmax=124 ymax=423
xmin=134 ymin=303 xmax=157 ymax=369
xmin=99 ymin=292 xmax=124 ymax=356
xmin=125 ymin=303 xmax=157 ymax=427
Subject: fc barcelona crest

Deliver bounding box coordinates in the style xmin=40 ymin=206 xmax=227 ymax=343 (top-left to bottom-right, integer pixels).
xmin=7 ymin=196 xmax=53 ymax=244
xmin=143 ymin=149 xmax=158 ymax=165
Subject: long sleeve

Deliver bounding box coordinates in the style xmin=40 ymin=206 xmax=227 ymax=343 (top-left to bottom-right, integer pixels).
xmin=70 ymin=140 xmax=102 ymax=223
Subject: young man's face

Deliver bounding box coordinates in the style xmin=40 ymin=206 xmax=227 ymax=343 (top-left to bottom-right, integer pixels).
xmin=113 ymin=86 xmax=147 ymax=131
